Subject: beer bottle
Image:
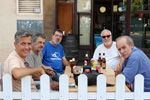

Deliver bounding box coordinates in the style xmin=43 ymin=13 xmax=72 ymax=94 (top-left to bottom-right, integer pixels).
xmin=98 ymin=53 xmax=102 ymax=67
xmin=102 ymin=53 xmax=106 ymax=69
xmin=70 ymin=58 xmax=76 ymax=73
xmin=69 ymin=59 xmax=72 ymax=67
xmin=84 ymin=52 xmax=89 ymax=66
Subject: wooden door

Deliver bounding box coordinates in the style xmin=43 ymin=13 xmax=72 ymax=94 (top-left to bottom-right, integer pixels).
xmin=58 ymin=2 xmax=75 ymax=35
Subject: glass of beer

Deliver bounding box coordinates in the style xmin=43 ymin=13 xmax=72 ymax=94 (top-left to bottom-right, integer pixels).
xmin=70 ymin=61 xmax=76 ymax=73
xmin=69 ymin=60 xmax=72 ymax=67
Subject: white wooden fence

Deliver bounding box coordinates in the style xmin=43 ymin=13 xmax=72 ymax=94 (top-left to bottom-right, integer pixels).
xmin=0 ymin=74 xmax=150 ymax=100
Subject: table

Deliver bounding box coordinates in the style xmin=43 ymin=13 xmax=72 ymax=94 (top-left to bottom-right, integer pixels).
xmin=65 ymin=66 xmax=130 ymax=92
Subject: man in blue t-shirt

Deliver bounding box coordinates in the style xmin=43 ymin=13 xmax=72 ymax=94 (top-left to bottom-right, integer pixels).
xmin=115 ymin=36 xmax=150 ymax=92
xmin=42 ymin=29 xmax=69 ymax=81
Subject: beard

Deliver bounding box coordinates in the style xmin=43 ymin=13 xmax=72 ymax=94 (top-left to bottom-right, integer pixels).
xmin=104 ymin=40 xmax=112 ymax=46
xmin=52 ymin=38 xmax=61 ymax=45
xmin=35 ymin=45 xmax=44 ymax=52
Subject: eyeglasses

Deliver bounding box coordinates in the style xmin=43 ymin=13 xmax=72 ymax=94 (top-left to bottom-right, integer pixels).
xmin=24 ymin=62 xmax=31 ymax=68
xmin=102 ymin=35 xmax=111 ymax=39
xmin=54 ymin=35 xmax=62 ymax=38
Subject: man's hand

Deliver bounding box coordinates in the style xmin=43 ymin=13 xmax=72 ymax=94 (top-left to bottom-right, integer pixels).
xmin=50 ymin=81 xmax=59 ymax=90
xmin=115 ymin=63 xmax=123 ymax=77
xmin=45 ymin=69 xmax=55 ymax=77
xmin=42 ymin=64 xmax=55 ymax=77
xmin=39 ymin=67 xmax=46 ymax=75
xmin=126 ymin=82 xmax=133 ymax=90
xmin=32 ymin=67 xmax=46 ymax=79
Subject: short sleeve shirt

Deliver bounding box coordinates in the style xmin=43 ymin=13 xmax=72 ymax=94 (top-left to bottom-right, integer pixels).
xmin=3 ymin=50 xmax=37 ymax=92
xmin=42 ymin=41 xmax=65 ymax=73
xmin=26 ymin=50 xmax=43 ymax=68
xmin=91 ymin=42 xmax=120 ymax=70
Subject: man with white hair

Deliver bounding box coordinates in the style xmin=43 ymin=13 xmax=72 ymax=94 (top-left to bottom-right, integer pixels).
xmin=115 ymin=36 xmax=150 ymax=92
xmin=91 ymin=29 xmax=122 ymax=70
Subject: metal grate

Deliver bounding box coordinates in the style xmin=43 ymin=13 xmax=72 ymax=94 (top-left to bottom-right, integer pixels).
xmin=17 ymin=0 xmax=42 ymax=14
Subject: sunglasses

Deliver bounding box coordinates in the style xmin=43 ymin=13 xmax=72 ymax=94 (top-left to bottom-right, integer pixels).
xmin=24 ymin=62 xmax=31 ymax=68
xmin=102 ymin=35 xmax=111 ymax=39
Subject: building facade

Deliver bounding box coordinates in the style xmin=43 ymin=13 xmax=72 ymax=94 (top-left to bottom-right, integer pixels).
xmin=0 ymin=0 xmax=150 ymax=66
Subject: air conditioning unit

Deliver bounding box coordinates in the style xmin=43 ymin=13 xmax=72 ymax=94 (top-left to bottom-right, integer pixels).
xmin=34 ymin=8 xmax=41 ymax=13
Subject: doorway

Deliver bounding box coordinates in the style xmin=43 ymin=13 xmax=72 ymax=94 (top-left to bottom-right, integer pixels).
xmin=93 ymin=0 xmax=112 ymax=49
xmin=57 ymin=2 xmax=75 ymax=35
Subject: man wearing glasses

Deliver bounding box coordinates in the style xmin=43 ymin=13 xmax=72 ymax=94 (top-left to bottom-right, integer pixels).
xmin=91 ymin=29 xmax=121 ymax=70
xmin=3 ymin=29 xmax=45 ymax=92
xmin=42 ymin=29 xmax=69 ymax=81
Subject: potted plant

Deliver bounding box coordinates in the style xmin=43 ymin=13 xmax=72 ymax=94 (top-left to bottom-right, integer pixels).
xmin=131 ymin=0 xmax=143 ymax=18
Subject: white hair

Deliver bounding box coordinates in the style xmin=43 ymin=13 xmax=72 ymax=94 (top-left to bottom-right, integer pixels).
xmin=100 ymin=29 xmax=112 ymax=36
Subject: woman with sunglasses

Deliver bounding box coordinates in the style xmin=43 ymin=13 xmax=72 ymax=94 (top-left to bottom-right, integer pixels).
xmin=91 ymin=29 xmax=122 ymax=70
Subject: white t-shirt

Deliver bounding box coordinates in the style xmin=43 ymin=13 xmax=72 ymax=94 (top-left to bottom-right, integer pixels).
xmin=91 ymin=42 xmax=120 ymax=70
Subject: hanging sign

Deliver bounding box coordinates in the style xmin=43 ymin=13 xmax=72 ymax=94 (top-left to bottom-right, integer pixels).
xmin=113 ymin=5 xmax=118 ymax=12
xmin=120 ymin=15 xmax=125 ymax=21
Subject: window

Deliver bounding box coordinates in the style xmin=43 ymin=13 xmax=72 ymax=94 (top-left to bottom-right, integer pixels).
xmin=77 ymin=0 xmax=91 ymax=45
xmin=79 ymin=15 xmax=91 ymax=45
xmin=77 ymin=0 xmax=91 ymax=13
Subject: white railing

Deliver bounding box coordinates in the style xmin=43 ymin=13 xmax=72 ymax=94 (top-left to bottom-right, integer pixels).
xmin=0 ymin=74 xmax=150 ymax=100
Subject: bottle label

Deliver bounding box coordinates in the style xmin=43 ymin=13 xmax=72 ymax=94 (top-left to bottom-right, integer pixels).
xmin=84 ymin=60 xmax=87 ymax=66
xmin=102 ymin=63 xmax=106 ymax=69
xmin=98 ymin=68 xmax=101 ymax=73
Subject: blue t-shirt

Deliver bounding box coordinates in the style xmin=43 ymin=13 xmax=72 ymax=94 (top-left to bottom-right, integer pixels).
xmin=42 ymin=41 xmax=65 ymax=73
xmin=122 ymin=46 xmax=150 ymax=92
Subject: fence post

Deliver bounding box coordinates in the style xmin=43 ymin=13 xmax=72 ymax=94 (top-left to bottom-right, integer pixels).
xmin=59 ymin=74 xmax=69 ymax=100
xmin=78 ymin=74 xmax=87 ymax=100
xmin=134 ymin=74 xmax=144 ymax=100
xmin=97 ymin=74 xmax=106 ymax=100
xmin=22 ymin=75 xmax=31 ymax=100
xmin=116 ymin=74 xmax=125 ymax=100
xmin=40 ymin=74 xmax=50 ymax=100
xmin=3 ymin=74 xmax=13 ymax=100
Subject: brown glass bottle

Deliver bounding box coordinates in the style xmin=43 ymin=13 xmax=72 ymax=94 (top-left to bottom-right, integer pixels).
xmin=70 ymin=58 xmax=76 ymax=73
xmin=84 ymin=52 xmax=89 ymax=66
xmin=98 ymin=53 xmax=102 ymax=67
xmin=102 ymin=53 xmax=106 ymax=69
